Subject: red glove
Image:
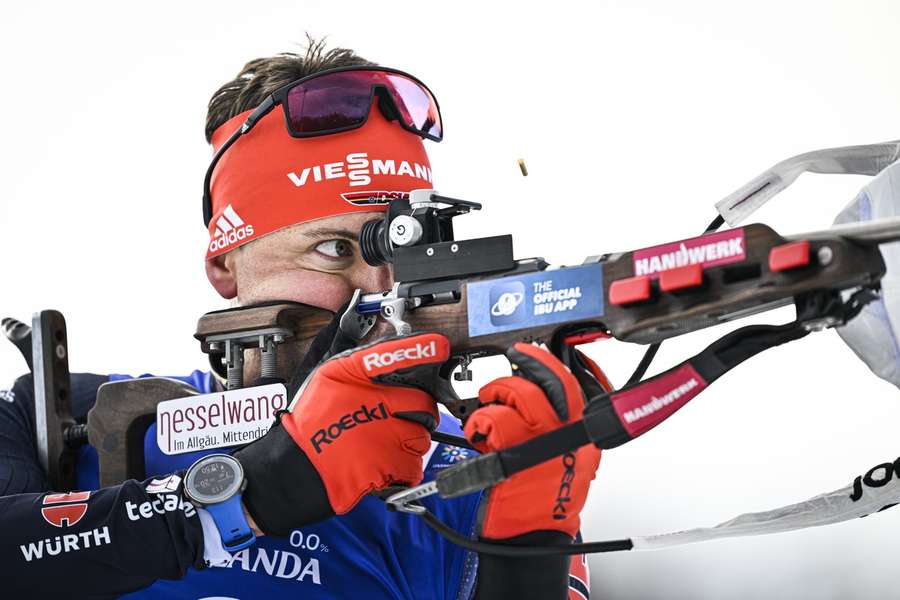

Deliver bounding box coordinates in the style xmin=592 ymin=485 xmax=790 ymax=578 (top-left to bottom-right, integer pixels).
xmin=236 ymin=333 xmax=448 ymax=535
xmin=464 ymin=343 xmax=604 ymax=540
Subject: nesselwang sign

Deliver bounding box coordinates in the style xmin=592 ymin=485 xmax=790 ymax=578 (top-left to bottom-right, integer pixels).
xmin=156 ymin=383 xmax=287 ymax=455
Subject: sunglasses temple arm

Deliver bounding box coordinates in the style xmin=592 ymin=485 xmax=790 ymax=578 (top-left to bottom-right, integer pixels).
xmin=242 ymin=95 xmax=276 ymax=132
xmin=202 ymin=96 xmax=278 ymax=225
xmin=202 ymin=129 xmax=242 ymax=225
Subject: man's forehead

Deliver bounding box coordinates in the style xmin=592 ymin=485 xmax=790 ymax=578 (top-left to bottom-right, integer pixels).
xmin=302 ymin=224 xmax=364 ymax=240
xmin=274 ymin=212 xmax=382 ymax=242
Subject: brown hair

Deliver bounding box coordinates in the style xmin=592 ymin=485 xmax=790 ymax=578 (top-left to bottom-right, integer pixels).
xmin=205 ymin=36 xmax=375 ymax=143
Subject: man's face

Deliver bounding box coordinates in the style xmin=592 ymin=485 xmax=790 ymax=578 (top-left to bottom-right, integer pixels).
xmin=207 ymin=211 xmax=393 ymax=379
xmin=224 ymin=212 xmax=391 ymax=310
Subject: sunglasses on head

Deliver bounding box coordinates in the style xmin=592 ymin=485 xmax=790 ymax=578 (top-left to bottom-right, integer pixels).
xmin=202 ymin=66 xmax=443 ymax=226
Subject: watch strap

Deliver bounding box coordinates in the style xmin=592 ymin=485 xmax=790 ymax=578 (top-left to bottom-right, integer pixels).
xmin=205 ymin=494 xmax=256 ymax=552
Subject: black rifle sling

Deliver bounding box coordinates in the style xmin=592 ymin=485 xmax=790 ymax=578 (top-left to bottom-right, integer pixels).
xmin=435 ymin=321 xmax=809 ymax=500
xmin=408 ymin=321 xmax=815 ymax=559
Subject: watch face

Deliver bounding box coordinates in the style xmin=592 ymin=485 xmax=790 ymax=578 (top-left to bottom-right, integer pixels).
xmin=185 ymin=454 xmax=243 ymax=505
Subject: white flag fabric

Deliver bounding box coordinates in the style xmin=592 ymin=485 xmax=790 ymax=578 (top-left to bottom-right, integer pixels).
xmin=632 ymin=458 xmax=900 ymax=550
xmin=834 ymin=160 xmax=900 ymax=389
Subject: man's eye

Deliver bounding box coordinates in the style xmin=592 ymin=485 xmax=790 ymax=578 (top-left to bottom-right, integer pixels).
xmin=315 ymin=239 xmax=354 ymax=259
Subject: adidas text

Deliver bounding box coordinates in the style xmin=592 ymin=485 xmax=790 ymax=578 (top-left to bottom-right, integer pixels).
xmin=209 ymin=204 xmax=254 ymax=253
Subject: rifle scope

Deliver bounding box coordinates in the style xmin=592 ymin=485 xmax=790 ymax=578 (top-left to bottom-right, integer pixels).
xmin=359 ymin=189 xmax=481 ymax=266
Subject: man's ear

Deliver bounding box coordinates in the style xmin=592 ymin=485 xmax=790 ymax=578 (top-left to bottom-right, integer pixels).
xmin=205 ymin=253 xmax=238 ymax=299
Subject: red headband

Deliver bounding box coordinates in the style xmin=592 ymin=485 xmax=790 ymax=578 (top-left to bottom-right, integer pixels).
xmin=206 ymin=104 xmax=433 ymax=259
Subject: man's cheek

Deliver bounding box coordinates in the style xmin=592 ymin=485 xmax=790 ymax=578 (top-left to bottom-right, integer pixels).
xmin=237 ymin=269 xmax=355 ymax=312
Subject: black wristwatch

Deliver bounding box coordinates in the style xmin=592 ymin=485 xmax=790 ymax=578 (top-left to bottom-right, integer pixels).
xmin=184 ymin=453 xmax=256 ymax=552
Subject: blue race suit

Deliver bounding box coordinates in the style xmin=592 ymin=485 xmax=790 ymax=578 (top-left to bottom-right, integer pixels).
xmin=0 ymin=370 xmax=481 ymax=600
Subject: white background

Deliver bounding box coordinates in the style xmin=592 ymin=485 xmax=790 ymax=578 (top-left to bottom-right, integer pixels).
xmin=2 ymin=1 xmax=900 ymax=597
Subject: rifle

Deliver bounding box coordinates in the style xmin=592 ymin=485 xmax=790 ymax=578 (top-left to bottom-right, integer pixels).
xmin=356 ymin=142 xmax=900 ymax=554
xmin=28 ymin=206 xmax=897 ymax=490
xmin=185 ymin=177 xmax=898 ymax=555
xmin=348 ymin=193 xmax=889 ymax=416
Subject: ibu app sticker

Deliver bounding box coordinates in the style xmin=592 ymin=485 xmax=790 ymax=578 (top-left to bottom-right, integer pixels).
xmin=466 ymin=264 xmax=604 ymax=338
xmin=489 ymin=280 xmax=526 ymax=326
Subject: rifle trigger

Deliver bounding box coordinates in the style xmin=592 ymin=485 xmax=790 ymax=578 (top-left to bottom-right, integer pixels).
xmin=381 ymin=298 xmax=412 ymax=336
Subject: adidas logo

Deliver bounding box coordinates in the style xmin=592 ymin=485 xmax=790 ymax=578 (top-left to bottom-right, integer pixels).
xmin=209 ymin=205 xmax=254 ymax=253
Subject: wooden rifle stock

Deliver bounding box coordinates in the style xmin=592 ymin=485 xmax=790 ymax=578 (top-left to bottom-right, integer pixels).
xmin=406 ymin=223 xmax=886 ymax=351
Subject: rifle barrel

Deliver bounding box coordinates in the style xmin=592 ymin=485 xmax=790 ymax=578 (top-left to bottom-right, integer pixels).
xmin=786 ymin=216 xmax=900 ymax=245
